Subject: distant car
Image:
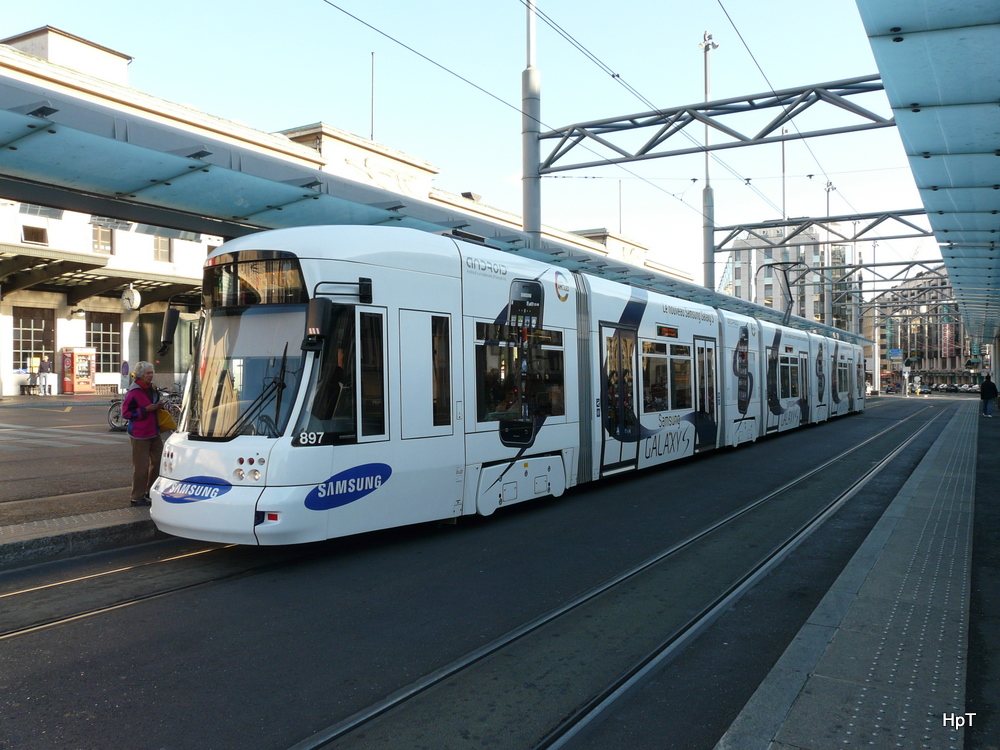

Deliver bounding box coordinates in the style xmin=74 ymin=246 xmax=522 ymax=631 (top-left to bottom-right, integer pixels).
xmin=960 ymin=384 xmax=971 ymax=392
xmin=971 ymin=384 xmax=980 ymax=393
xmin=917 ymin=385 xmax=931 ymax=395
xmin=946 ymin=383 xmax=959 ymax=392
xmin=885 ymin=385 xmax=899 ymax=394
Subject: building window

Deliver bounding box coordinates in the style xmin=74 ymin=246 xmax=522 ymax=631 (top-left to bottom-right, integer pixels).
xmin=13 ymin=307 xmax=55 ymax=370
xmin=86 ymin=312 xmax=122 ymax=374
xmin=19 ymin=203 xmax=64 ymax=220
xmin=93 ymin=225 xmax=114 ymax=254
xmin=153 ymin=236 xmax=173 ymax=262
xmin=21 ymin=226 xmax=48 ymax=245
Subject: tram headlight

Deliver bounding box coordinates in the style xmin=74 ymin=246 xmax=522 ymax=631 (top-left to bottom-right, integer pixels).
xmin=234 ymin=468 xmax=245 ymax=481
xmin=250 ymin=469 xmax=261 ymax=481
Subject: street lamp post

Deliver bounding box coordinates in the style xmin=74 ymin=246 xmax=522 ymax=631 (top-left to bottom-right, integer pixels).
xmin=824 ymin=180 xmax=836 ymax=327
xmin=700 ymin=31 xmax=719 ymax=290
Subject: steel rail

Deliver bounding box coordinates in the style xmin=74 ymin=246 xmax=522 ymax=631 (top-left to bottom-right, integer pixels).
xmin=0 ymin=544 xmax=230 ymax=601
xmin=0 ymin=544 xmax=316 ymax=643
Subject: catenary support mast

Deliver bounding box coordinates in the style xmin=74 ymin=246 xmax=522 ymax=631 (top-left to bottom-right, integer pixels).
xmin=522 ymin=1 xmax=542 ymax=249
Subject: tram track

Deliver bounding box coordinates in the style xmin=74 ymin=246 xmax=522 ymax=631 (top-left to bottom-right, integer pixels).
xmin=1 ymin=408 xmax=925 ymax=643
xmin=538 ymin=408 xmax=941 ymax=750
xmin=0 ymin=543 xmax=310 ymax=640
xmin=288 ymin=405 xmax=944 ymax=750
xmin=0 ymin=403 xmax=946 ymax=750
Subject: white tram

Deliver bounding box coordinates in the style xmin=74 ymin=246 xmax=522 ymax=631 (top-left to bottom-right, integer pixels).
xmin=150 ymin=226 xmax=865 ymax=545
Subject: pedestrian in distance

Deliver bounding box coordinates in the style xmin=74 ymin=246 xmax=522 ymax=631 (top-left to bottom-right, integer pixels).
xmin=122 ymin=361 xmax=166 ymax=506
xmin=981 ymin=374 xmax=998 ymax=417
xmin=38 ymin=354 xmax=53 ymax=395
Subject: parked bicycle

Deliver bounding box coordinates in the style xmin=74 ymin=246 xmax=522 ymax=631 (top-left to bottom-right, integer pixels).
xmin=108 ymin=389 xmax=182 ymax=431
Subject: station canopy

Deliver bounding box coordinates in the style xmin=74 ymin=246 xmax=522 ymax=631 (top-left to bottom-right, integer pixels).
xmin=855 ymin=0 xmax=1000 ymax=344
xmin=0 ymin=42 xmax=875 ymax=342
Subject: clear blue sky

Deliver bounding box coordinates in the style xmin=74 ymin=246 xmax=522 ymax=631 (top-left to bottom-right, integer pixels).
xmin=2 ymin=0 xmax=935 ymax=279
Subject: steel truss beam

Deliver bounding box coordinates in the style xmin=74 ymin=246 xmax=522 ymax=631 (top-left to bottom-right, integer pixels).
xmin=538 ymin=75 xmax=892 ymax=174
xmin=714 ymin=210 xmax=932 ymax=252
xmin=790 ymin=260 xmax=946 ymax=292
xmin=759 ymin=260 xmax=956 ymax=328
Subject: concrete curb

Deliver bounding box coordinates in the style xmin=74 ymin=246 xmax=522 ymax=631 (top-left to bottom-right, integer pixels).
xmin=0 ymin=518 xmax=167 ymax=571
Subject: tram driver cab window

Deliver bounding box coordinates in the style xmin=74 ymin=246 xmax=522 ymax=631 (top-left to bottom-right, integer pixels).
xmin=292 ymin=305 xmax=386 ymax=446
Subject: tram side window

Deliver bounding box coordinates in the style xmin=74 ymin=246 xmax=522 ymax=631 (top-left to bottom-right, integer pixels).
xmin=475 ymin=322 xmax=565 ymax=423
xmin=838 ymin=363 xmax=850 ymax=394
xmin=779 ymin=356 xmax=799 ymax=399
xmin=668 ymin=345 xmax=692 ymax=410
xmin=431 ymin=316 xmax=451 ymax=426
xmin=528 ymin=346 xmax=565 ymax=417
xmin=359 ymin=312 xmax=385 ymax=437
xmin=642 ymin=342 xmax=669 ymax=413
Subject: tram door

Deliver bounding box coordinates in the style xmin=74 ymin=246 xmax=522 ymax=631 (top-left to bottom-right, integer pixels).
xmin=600 ymin=325 xmax=639 ymax=475
xmin=398 ymin=309 xmax=465 ymax=517
xmin=800 ymin=352 xmax=810 ymax=422
xmin=693 ymin=337 xmax=718 ymax=451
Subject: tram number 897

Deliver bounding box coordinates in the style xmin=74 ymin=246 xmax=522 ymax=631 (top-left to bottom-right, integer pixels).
xmin=297 ymin=431 xmax=325 ymax=446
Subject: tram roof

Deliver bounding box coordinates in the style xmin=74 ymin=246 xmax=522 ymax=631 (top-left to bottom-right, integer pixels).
xmin=855 ymin=0 xmax=1000 ymax=345
xmin=0 ymin=42 xmax=868 ymax=344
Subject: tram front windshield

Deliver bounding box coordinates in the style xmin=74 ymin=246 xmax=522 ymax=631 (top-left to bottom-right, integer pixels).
xmin=187 ymin=304 xmax=305 ymax=439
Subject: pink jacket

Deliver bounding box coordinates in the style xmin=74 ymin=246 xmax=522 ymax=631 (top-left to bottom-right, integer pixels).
xmin=122 ymin=382 xmax=161 ymax=439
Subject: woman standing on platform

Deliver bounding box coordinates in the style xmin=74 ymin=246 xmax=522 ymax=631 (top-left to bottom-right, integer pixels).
xmin=122 ymin=361 xmax=166 ymax=506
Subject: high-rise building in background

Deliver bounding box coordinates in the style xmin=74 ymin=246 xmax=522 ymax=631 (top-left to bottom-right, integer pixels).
xmin=719 ymin=225 xmax=859 ymax=333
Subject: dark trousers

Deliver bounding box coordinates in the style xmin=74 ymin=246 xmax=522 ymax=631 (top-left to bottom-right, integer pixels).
xmin=130 ymin=434 xmax=164 ymax=500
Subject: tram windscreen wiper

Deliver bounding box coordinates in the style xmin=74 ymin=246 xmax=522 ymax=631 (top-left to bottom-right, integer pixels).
xmin=225 ymin=344 xmax=288 ymax=437
xmin=274 ymin=341 xmax=288 ymax=427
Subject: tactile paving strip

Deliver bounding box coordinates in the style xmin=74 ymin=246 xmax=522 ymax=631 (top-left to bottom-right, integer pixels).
xmin=716 ymin=400 xmax=977 ymax=750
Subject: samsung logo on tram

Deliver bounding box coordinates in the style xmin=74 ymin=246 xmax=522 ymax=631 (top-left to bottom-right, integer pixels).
xmin=162 ymin=477 xmax=233 ymax=503
xmin=305 ymin=463 xmax=393 ymax=511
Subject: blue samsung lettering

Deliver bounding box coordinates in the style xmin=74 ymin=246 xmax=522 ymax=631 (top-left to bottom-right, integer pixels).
xmin=305 ymin=463 xmax=392 ymax=510
xmin=162 ymin=476 xmax=233 ymax=504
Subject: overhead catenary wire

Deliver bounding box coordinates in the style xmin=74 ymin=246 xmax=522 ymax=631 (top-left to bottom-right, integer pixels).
xmin=534 ymin=0 xmax=914 ymax=256
xmin=317 ymin=0 xmax=764 ymax=224
xmin=520 ymin=0 xmax=785 ymax=216
xmin=715 ymin=0 xmax=867 ymax=223
xmin=318 ymin=0 xmax=919 ymax=261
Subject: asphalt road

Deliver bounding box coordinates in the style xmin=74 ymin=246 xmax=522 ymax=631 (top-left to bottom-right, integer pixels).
xmin=0 ymin=402 xmax=133 ymax=523
xmin=0 ymin=398 xmax=960 ymax=749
